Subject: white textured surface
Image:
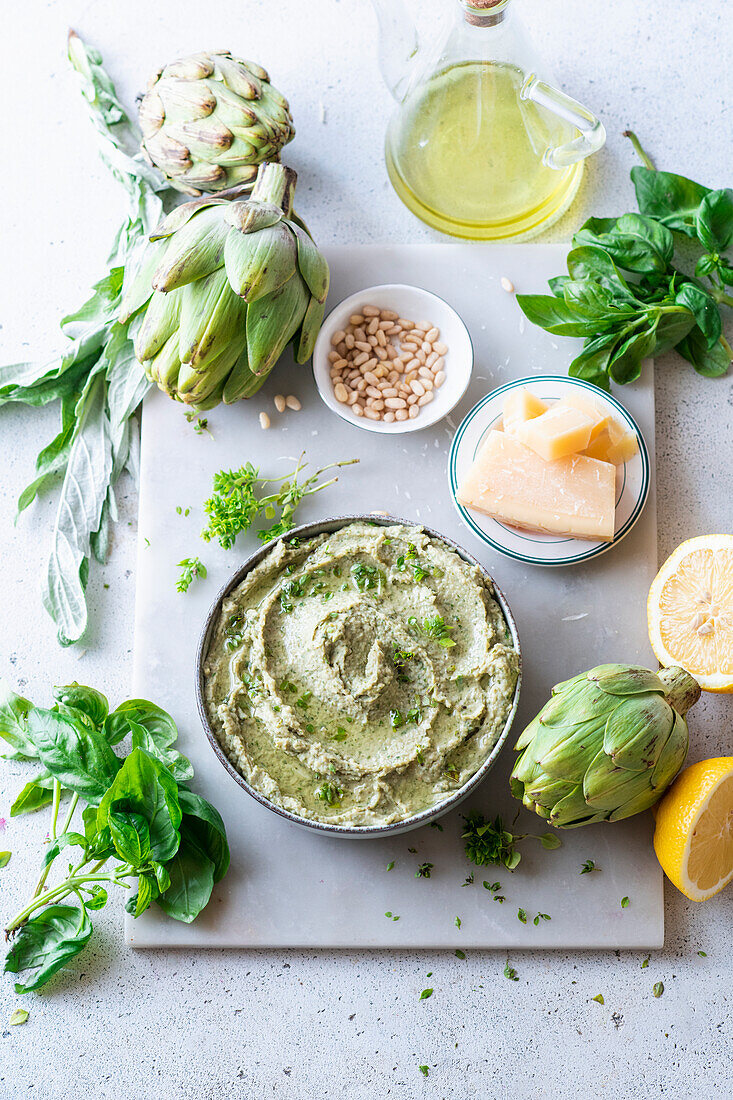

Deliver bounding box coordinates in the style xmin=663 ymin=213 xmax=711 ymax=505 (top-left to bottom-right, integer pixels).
xmin=1 ymin=1 xmax=732 ymax=1096
xmin=130 ymin=244 xmax=660 ymax=950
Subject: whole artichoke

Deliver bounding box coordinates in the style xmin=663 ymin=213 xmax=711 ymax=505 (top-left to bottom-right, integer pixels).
xmin=510 ymin=664 xmax=701 ymax=828
xmin=119 ymin=162 xmax=328 ymax=409
xmin=138 ymin=50 xmax=294 ymax=195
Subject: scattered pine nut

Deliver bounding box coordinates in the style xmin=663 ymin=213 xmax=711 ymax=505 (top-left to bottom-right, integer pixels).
xmin=285 ymin=395 xmax=302 ymax=411
xmin=274 ymin=394 xmax=286 ymax=413
xmin=500 ymin=276 xmax=515 ymax=293
xmin=259 ymin=411 xmax=271 ymax=430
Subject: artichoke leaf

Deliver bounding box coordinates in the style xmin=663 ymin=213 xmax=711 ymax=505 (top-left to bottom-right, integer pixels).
xmin=134 ymin=288 xmax=183 ymax=362
xmin=176 ymin=333 xmax=247 ymax=403
xmin=152 ymin=210 xmax=230 ymax=291
xmin=523 ymin=774 xmax=578 ymax=810
xmin=548 ymin=784 xmax=601 ymax=828
xmin=650 ymin=711 xmax=689 ymax=791
xmin=513 ymin=713 xmax=542 ymax=753
xmin=149 ymin=190 xmax=250 ymax=240
xmin=222 ymin=347 xmax=258 ymax=404
xmin=178 ymin=270 xmax=247 ymax=370
xmin=551 ymin=671 xmax=588 ymax=696
xmin=533 ymin=714 xmax=609 ymax=779
xmin=590 ymin=665 xmax=665 ymax=697
xmin=119 ymin=240 xmax=167 ymax=322
xmin=223 ymin=201 xmax=283 ymax=235
xmin=291 ymin=223 xmax=330 ymax=303
xmin=246 ymin=275 xmax=309 ymax=377
xmin=583 ymin=749 xmax=653 ymax=811
xmin=602 ymin=694 xmax=674 ymax=770
xmin=537 ymin=681 xmax=612 ymax=728
xmin=608 ymin=783 xmax=665 ymax=822
xmin=224 ymin=223 xmax=297 ymax=301
xmin=296 ymin=297 xmax=325 ymax=364
xmin=146 ymin=332 xmax=183 ymax=392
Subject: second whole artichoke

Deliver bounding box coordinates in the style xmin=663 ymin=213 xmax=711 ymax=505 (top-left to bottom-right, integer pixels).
xmin=119 ymin=162 xmax=329 ymax=409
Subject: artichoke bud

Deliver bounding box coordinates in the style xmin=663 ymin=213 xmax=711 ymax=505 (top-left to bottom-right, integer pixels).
xmin=139 ymin=50 xmax=294 ymax=195
xmin=510 ymin=664 xmax=701 ymax=828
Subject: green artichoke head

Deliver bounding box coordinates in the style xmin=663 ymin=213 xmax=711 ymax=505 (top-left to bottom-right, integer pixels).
xmin=139 ymin=50 xmax=294 ymax=195
xmin=119 ymin=162 xmax=329 ymax=409
xmin=510 ymin=664 xmax=701 ymax=828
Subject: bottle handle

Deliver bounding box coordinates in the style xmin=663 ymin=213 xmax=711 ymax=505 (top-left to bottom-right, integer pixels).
xmin=520 ymin=74 xmax=606 ymax=169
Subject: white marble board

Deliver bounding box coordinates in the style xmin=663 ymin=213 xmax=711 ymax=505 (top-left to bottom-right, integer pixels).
xmin=128 ymin=243 xmax=662 ymax=950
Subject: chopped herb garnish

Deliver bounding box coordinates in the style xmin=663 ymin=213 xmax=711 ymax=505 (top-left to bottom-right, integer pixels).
xmin=461 ymin=874 xmax=474 ymax=887
xmin=698 ymin=950 xmax=707 ymax=957
xmin=390 ymin=708 xmax=406 ymax=730
xmin=332 ymin=728 xmax=348 ymax=742
xmin=315 ymin=782 xmax=343 ymax=806
xmin=455 ymin=949 xmax=466 ymax=960
xmin=416 ymin=748 xmax=425 ymax=765
xmin=517 ymin=908 xmax=527 ymax=924
xmin=592 ymin=994 xmax=605 ymax=1005
xmin=416 ymin=862 xmax=434 ymax=879
xmin=176 ymin=557 xmax=207 ymax=593
xmin=580 ymin=859 xmax=597 ymax=874
xmin=621 ymin=896 xmax=630 ymax=908
xmin=351 ymin=561 xmax=382 ymax=592
xmin=419 ymin=988 xmax=433 ymax=1000
xmin=462 ymin=812 xmax=561 ymax=870
xmin=386 ymin=861 xmax=395 ymax=872
xmin=641 ymin=956 xmax=650 ymax=969
xmin=408 ymin=847 xmax=417 ymax=854
xmin=504 ymin=960 xmax=519 ymax=982
xmin=533 ymin=912 xmax=551 ymax=925
xmin=483 ymin=880 xmax=500 ymax=892
xmin=9 ymin=1008 xmax=29 ymax=1026
xmin=652 ymin=982 xmax=664 ymax=998
xmin=454 ymin=916 xmax=461 ymax=929
xmin=429 ymin=821 xmax=443 ymax=831
xmin=418 ymin=1065 xmax=429 ymax=1078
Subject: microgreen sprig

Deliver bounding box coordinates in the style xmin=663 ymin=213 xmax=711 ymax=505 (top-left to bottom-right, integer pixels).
xmin=461 ymin=812 xmax=561 ymax=871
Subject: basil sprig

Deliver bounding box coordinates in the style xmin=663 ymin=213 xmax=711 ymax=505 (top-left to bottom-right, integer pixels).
xmin=1 ymin=679 xmax=229 ymax=993
xmin=517 ymin=133 xmax=732 ymax=390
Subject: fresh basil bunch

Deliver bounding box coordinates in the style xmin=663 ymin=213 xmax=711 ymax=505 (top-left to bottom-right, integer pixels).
xmin=1 ymin=680 xmax=229 ymax=993
xmin=517 ymin=134 xmax=732 ymax=390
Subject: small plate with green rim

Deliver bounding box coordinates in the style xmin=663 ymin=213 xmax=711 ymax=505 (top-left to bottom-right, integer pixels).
xmin=448 ymin=376 xmax=650 ymax=568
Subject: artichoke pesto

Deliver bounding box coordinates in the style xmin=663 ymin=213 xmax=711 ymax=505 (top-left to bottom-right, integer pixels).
xmin=203 ymin=521 xmax=519 ymax=826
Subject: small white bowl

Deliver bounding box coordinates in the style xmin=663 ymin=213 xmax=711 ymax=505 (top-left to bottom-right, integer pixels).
xmin=312 ymin=283 xmax=473 ymax=434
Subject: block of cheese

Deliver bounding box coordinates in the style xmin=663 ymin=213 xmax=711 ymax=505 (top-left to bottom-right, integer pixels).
xmin=457 ymin=430 xmax=616 ymax=542
xmin=555 ymin=392 xmax=611 ymax=442
xmin=583 ymin=418 xmax=639 ymax=465
xmin=516 ymin=403 xmax=594 ymax=461
xmin=502 ymin=388 xmax=548 ymax=435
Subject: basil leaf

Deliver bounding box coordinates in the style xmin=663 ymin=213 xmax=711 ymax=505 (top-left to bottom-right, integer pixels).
xmin=565 ymin=246 xmax=638 ymax=301
xmin=695 ymin=188 xmax=733 ymax=253
xmin=631 ymin=166 xmax=710 ymax=237
xmin=126 ymin=873 xmax=158 ymax=918
xmin=41 ymin=832 xmax=88 ymax=870
xmin=676 ymin=327 xmax=731 ymax=378
xmin=128 ymin=720 xmax=193 ymax=783
xmin=515 ymin=295 xmax=605 ymax=336
xmin=104 ymin=699 xmax=178 ymax=748
xmin=85 ymin=885 xmax=108 ymax=911
xmin=156 ymin=828 xmax=216 ymax=924
xmin=53 ymin=684 xmax=109 ymax=728
xmin=653 ymin=309 xmax=697 ymax=355
xmin=177 ymin=789 xmax=230 ymax=884
xmin=107 ymin=807 xmax=152 ymax=867
xmin=568 ymin=333 xmax=620 ymax=390
xmin=674 ymin=285 xmax=722 ymax=348
xmin=573 ymin=216 xmax=673 ymax=274
xmin=97 ymin=748 xmax=182 ymax=863
xmin=695 ymin=254 xmax=719 ymax=278
xmin=0 ymin=680 xmax=36 ymax=759
xmin=4 ymin=904 xmax=93 ymax=994
xmin=26 ymin=707 xmax=120 ymax=804
xmin=10 ymin=774 xmax=55 ymax=817
xmin=608 ymin=325 xmax=657 ymax=385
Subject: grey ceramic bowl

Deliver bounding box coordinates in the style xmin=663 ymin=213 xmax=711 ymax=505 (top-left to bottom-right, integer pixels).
xmin=195 ymin=514 xmax=522 ymax=839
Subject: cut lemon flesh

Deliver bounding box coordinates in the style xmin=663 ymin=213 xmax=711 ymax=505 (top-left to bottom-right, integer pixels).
xmin=654 ymin=758 xmax=733 ymax=901
xmin=648 ymin=534 xmax=733 ymax=693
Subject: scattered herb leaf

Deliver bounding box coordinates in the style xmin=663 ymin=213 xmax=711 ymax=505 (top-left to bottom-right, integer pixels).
xmin=653 ymin=982 xmax=664 ymax=998
xmin=176 ymin=557 xmax=207 ymax=593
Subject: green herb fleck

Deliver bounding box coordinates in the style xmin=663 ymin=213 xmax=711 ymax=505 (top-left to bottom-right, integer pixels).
xmin=418 ymin=1065 xmax=429 ymax=1078
xmin=315 ymin=782 xmax=343 ymax=807
xmin=416 ymin=862 xmax=434 ymax=879
xmin=504 ymin=960 xmax=519 ymax=982
xmin=9 ymin=1008 xmax=29 ymax=1026
xmin=386 ymin=861 xmax=395 ymax=872
xmin=580 ymin=859 xmax=597 ymax=874
xmin=176 ymin=557 xmax=207 ymax=593
xmin=332 ymin=728 xmax=348 ymax=742
xmin=698 ymin=950 xmax=707 ymax=957
xmin=455 ymin=949 xmax=466 ymax=960
xmin=641 ymin=956 xmax=650 ymax=969
xmin=430 ymin=821 xmax=443 ymax=832
xmin=454 ymin=916 xmax=461 ymax=929
xmin=653 ymin=982 xmax=664 ymax=998
xmin=461 ymin=873 xmax=474 ymax=887
xmin=533 ymin=912 xmax=551 ymax=925
xmin=419 ymin=988 xmax=433 ymax=1000
xmin=621 ymin=896 xmax=630 ymax=909
xmin=592 ymin=994 xmax=605 ymax=1005
xmin=517 ymin=908 xmax=527 ymax=924
xmin=0 ymin=852 xmax=11 ymax=869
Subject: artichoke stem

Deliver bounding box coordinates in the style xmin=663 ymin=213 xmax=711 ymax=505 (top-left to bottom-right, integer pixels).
xmin=250 ymin=162 xmax=297 ymax=217
xmin=658 ymin=666 xmax=701 ymax=716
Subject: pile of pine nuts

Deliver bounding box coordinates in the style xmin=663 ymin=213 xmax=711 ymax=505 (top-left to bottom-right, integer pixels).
xmin=328 ymin=306 xmax=447 ymax=423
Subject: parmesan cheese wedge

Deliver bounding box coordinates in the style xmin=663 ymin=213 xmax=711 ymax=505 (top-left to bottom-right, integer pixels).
xmin=457 ymin=430 xmax=616 ymax=542
xmin=554 ymin=392 xmax=611 ymax=442
xmin=516 ymin=403 xmax=594 ymax=461
xmin=583 ymin=418 xmax=639 ymax=465
xmin=502 ymin=388 xmax=548 ymax=434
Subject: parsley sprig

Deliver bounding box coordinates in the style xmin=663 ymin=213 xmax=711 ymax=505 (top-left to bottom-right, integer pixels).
xmin=176 ymin=557 xmax=207 ymax=593
xmin=201 ymin=454 xmax=357 ymax=550
xmin=462 ymin=812 xmax=561 ymax=871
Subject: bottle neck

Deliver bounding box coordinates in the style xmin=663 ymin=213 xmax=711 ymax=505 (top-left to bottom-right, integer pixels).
xmin=460 ymin=0 xmax=512 ymax=28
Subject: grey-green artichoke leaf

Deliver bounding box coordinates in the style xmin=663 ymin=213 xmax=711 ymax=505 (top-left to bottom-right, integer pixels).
xmin=134 ymin=287 xmax=183 ymax=361
xmin=582 ymin=749 xmax=652 ymax=811
xmin=591 ymin=665 xmax=666 ymax=697
xmin=149 ymin=187 xmax=251 ymax=240
xmin=178 ymin=269 xmax=247 ymax=370
xmin=176 ymin=333 xmax=247 ymax=403
xmin=222 ymin=348 xmax=259 ymax=404
xmin=246 ymin=274 xmax=309 ymax=377
xmin=513 ymin=713 xmax=543 ymax=753
xmin=548 ymin=785 xmax=603 ymax=827
xmin=152 ymin=209 xmax=230 ymax=291
xmin=146 ymin=332 xmax=183 ymax=392
xmin=291 ymin=223 xmax=330 ymax=303
xmin=551 ymin=671 xmax=588 ymax=696
xmin=223 ymin=222 xmax=297 ymax=301
xmin=532 ymin=715 xmax=609 ymax=779
xmin=650 ymin=710 xmax=689 ymax=791
xmin=537 ymin=678 xmax=609 ymax=727
xmin=602 ymin=694 xmax=674 ymax=770
xmin=119 ymin=240 xmax=167 ymax=322
xmin=296 ymin=297 xmax=326 ymax=364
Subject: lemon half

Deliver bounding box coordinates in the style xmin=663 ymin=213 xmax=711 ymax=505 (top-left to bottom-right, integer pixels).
xmin=648 ymin=534 xmax=733 ymax=693
xmin=654 ymin=758 xmax=733 ymax=901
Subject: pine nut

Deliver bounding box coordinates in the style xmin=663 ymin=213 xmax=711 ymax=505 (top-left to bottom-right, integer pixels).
xmin=353 ymin=403 xmax=364 ymax=416
xmin=331 ymin=330 xmax=345 ymax=346
xmin=382 ymin=387 xmax=398 ymax=398
xmin=422 ymin=378 xmax=434 ymax=391
xmin=367 ymin=335 xmax=378 ymax=347
xmin=285 ymin=395 xmax=301 ymax=411
xmin=434 ymin=370 xmax=446 ymax=387
xmin=274 ymin=394 xmax=286 ymax=412
xmin=418 ymin=392 xmax=434 ymax=406
xmin=398 ymin=318 xmax=414 ymax=328
xmin=401 ymin=340 xmax=419 ymax=351
xmin=385 ymin=345 xmax=398 ymax=360
xmin=410 ymin=380 xmax=426 ymax=396
xmin=344 ymin=333 xmax=355 ymax=349
xmin=433 ymin=356 xmax=445 ymax=372
xmin=408 ymin=404 xmax=420 ymax=419
xmin=384 ymin=411 xmax=396 ymax=423
xmin=376 ymin=329 xmax=387 ymax=346
xmin=364 ymin=408 xmax=382 ymax=421
xmin=366 ymin=385 xmax=381 ymax=398
xmin=363 ymin=358 xmax=378 ymax=371
xmin=375 ymin=347 xmax=388 ymax=361
xmin=364 ymin=370 xmax=379 ymax=385
xmin=328 ymin=350 xmax=339 ymax=363
xmin=421 ymin=341 xmax=432 ymax=354
xmin=366 ymin=318 xmax=379 ymax=335
xmin=501 ymin=277 xmax=515 ymax=293
xmin=416 ymin=350 xmax=427 ymax=364
xmin=335 ymin=358 xmax=349 ymax=370
xmin=395 ymin=409 xmax=408 ymax=421
xmin=384 ymin=325 xmax=401 ymax=335
xmin=259 ymin=411 xmax=271 ymax=429
xmin=380 ymin=310 xmax=399 ymax=321
xmin=353 ymin=352 xmax=369 ymax=367
xmin=355 ymin=378 xmax=367 ymax=392
xmin=355 ymin=340 xmax=371 ymax=352
xmin=362 ymin=305 xmax=380 ymax=317
xmin=425 ymin=327 xmax=439 ymax=343
xmin=433 ymin=341 xmax=448 ymax=355
xmin=354 ymin=327 xmax=366 ymax=342
xmin=426 ymin=351 xmax=439 ymax=368
xmin=337 ymin=342 xmax=347 ymax=357
xmin=334 ymin=382 xmax=348 ymax=403
xmin=377 ymin=319 xmax=393 ymax=330
xmin=347 ymin=390 xmax=359 ymax=405
xmin=385 ymin=397 xmax=407 ymax=409
xmin=407 ymin=394 xmax=418 ymax=405
xmin=388 ymin=370 xmax=400 ymax=383
xmin=414 ymin=320 xmax=431 ymax=332
xmin=350 ymin=314 xmax=364 ymax=325
xmin=418 ymin=367 xmax=433 ymax=380
xmin=374 ymin=365 xmax=389 ymax=378
xmin=371 ymin=399 xmax=385 ymax=411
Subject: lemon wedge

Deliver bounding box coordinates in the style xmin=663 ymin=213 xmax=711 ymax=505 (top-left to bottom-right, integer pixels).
xmin=648 ymin=534 xmax=733 ymax=693
xmin=654 ymin=758 xmax=733 ymax=901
